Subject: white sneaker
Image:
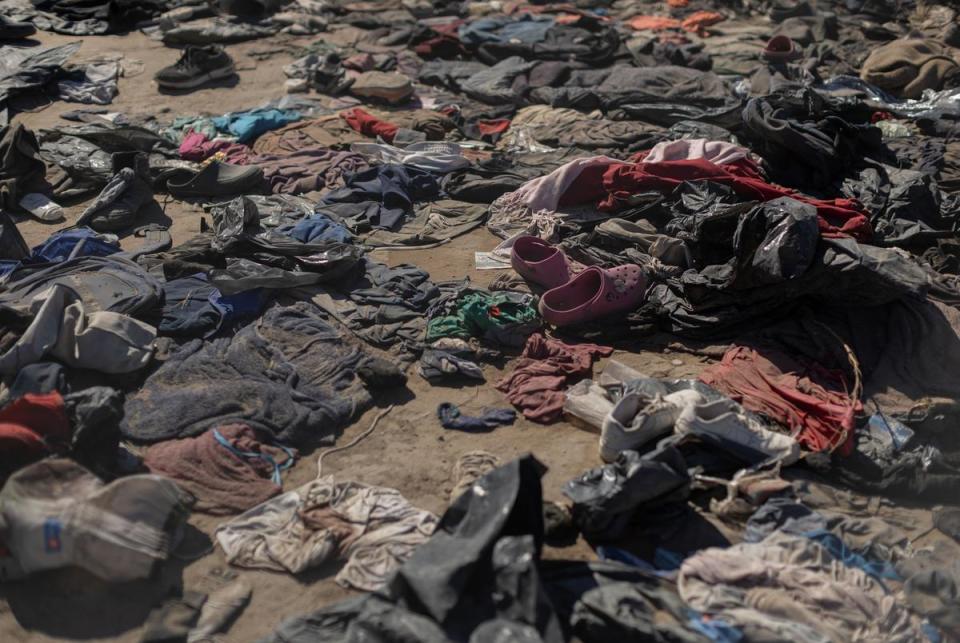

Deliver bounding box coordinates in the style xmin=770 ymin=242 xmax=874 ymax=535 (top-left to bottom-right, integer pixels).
xmin=675 ymin=399 xmax=800 ymax=465
xmin=599 ymin=389 xmax=705 ymax=462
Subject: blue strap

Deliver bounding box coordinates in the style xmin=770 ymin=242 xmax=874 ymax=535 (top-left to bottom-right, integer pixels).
xmin=212 ymin=429 xmax=295 ymax=485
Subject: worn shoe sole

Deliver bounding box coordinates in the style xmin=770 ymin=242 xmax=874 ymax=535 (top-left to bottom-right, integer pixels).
xmin=156 ymin=64 xmax=236 ymax=90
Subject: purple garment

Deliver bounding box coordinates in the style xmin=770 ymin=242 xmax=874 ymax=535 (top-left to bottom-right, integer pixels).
xmin=250 ymin=146 xmax=371 ymax=195
xmin=179 ymin=131 xmax=254 ymax=165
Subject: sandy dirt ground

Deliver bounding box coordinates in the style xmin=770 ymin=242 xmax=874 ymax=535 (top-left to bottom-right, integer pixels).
xmin=0 ymin=27 xmax=952 ymax=643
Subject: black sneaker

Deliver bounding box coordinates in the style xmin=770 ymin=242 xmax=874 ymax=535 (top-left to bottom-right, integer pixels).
xmin=154 ymin=45 xmax=236 ymax=90
xmin=0 ymin=15 xmax=36 ymax=39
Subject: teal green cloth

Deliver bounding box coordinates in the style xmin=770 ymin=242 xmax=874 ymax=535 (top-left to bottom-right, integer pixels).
xmin=426 ymin=291 xmax=539 ymax=342
xmin=164 ymin=116 xmax=218 ymax=143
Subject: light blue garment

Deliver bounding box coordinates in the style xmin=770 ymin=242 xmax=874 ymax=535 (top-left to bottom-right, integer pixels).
xmin=212 ymin=108 xmax=302 ymax=143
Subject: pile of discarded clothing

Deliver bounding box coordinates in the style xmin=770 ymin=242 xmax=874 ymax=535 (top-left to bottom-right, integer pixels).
xmin=3 ymin=0 xmax=960 ymax=640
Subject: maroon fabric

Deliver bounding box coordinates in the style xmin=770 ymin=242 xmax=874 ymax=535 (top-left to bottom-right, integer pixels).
xmin=340 ymin=108 xmax=399 ymax=143
xmin=496 ymin=333 xmax=613 ymax=423
xmin=143 ymin=424 xmax=296 ymax=515
xmin=0 ymin=392 xmax=70 ymax=479
xmin=557 ymin=158 xmax=873 ymax=241
xmin=699 ymin=345 xmax=861 ymax=454
xmin=179 ymin=131 xmax=253 ymax=165
xmin=412 ymin=22 xmax=466 ymax=59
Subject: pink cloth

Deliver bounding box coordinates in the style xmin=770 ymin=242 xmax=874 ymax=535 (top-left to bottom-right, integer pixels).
xmin=496 ymin=333 xmax=613 ymax=423
xmin=636 ymin=139 xmax=753 ymax=166
xmin=144 ymin=424 xmax=295 ymax=515
xmin=179 ymin=131 xmax=253 ymax=165
xmin=512 ymin=155 xmax=620 ymax=212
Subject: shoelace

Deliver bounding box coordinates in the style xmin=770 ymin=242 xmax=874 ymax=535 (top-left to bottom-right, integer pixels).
xmin=175 ymin=48 xmax=202 ymax=71
xmin=212 ymin=428 xmax=295 ymax=485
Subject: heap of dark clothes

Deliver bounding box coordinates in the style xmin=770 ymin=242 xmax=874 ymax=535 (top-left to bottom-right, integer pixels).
xmin=4 ymin=0 xmax=960 ymax=641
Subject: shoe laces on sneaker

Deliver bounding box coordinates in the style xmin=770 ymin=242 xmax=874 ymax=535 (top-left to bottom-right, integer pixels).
xmin=175 ymin=47 xmax=207 ymax=71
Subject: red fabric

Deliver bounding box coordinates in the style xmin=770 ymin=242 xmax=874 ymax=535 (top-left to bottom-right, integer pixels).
xmin=477 ymin=119 xmax=511 ymax=136
xmin=340 ymin=108 xmax=399 ymax=143
xmin=558 ymin=158 xmax=872 ymax=240
xmin=0 ymin=392 xmax=70 ymax=476
xmin=699 ymin=345 xmax=861 ymax=454
xmin=496 ymin=334 xmax=612 ymax=423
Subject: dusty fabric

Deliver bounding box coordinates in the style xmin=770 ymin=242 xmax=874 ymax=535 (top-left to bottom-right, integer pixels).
xmin=289 ymin=259 xmax=440 ymax=366
xmin=259 ymin=456 xmax=559 ymax=643
xmin=699 ymin=344 xmax=861 ymax=454
xmin=828 ymin=299 xmax=960 ymax=416
xmin=904 ymin=569 xmax=960 ymax=637
xmin=143 ymin=424 xmax=295 ymax=515
xmin=216 ymin=475 xmax=437 ymax=591
xmin=510 ymin=105 xmax=598 ymax=130
xmin=861 ymin=38 xmax=960 ymax=99
xmin=638 ymin=138 xmax=754 ymax=166
xmin=179 ymin=131 xmax=253 ymax=165
xmin=517 ymin=118 xmax=663 ymax=155
xmin=359 ymin=199 xmax=486 ymax=248
xmin=57 ymin=61 xmax=119 ymax=105
xmin=504 ymin=155 xmax=620 ymax=213
xmin=560 ymin=157 xmax=873 ymax=241
xmin=0 ymin=42 xmax=80 ymax=125
xmin=350 ymin=142 xmax=469 ymax=173
xmin=122 ymin=302 xmax=404 ymax=445
xmin=0 ymin=123 xmax=47 ymax=211
xmin=496 ymin=333 xmax=613 ymax=423
xmin=0 ymin=283 xmax=156 ymax=376
xmin=349 ymin=71 xmax=413 ymax=104
xmin=252 ymin=114 xmax=368 ymax=154
xmin=0 ymin=458 xmax=191 ymax=582
xmin=678 ymin=531 xmax=927 ymax=643
xmin=251 ymin=147 xmax=369 ymax=195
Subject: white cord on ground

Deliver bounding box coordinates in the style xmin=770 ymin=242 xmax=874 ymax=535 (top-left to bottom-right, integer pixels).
xmin=315 ymin=405 xmax=394 ymax=478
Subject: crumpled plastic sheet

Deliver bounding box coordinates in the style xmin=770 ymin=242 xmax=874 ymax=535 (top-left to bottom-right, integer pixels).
xmin=819 ymin=75 xmax=960 ymax=119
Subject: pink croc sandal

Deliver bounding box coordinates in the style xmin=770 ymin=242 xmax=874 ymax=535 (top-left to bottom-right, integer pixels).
xmin=539 ymin=264 xmax=648 ymax=327
xmin=511 ymin=236 xmax=576 ymax=290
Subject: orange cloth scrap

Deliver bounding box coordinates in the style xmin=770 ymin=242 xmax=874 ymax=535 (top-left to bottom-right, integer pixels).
xmin=628 ymin=11 xmax=725 ymax=37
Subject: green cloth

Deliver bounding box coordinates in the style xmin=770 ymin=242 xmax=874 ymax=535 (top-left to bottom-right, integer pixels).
xmin=163 ymin=116 xmax=219 ymax=144
xmin=426 ymin=291 xmax=539 ymax=343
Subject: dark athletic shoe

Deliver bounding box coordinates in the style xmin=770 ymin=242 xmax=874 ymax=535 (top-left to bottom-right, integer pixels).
xmin=0 ymin=15 xmax=36 ymax=39
xmin=154 ymin=45 xmax=236 ymax=90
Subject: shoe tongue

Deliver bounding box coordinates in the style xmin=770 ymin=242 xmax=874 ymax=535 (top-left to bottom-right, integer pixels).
xmin=181 ymin=47 xmax=202 ymax=67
